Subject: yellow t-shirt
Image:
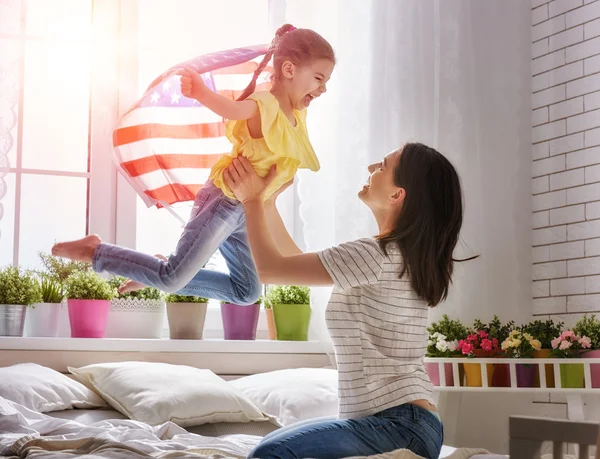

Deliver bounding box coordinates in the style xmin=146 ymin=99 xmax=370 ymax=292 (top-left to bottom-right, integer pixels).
xmin=209 ymin=91 xmax=320 ymax=200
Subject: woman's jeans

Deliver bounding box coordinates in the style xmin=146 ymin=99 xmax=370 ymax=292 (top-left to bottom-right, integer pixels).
xmin=248 ymin=404 xmax=443 ymax=459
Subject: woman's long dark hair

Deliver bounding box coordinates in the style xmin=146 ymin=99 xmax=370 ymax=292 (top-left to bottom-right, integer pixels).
xmin=377 ymin=143 xmax=476 ymax=307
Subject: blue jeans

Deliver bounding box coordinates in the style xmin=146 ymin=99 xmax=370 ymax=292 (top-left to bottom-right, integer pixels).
xmin=248 ymin=404 xmax=443 ymax=459
xmin=92 ymin=181 xmax=262 ymax=304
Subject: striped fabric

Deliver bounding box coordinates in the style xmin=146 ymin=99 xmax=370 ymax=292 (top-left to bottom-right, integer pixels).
xmin=317 ymin=238 xmax=435 ymax=419
xmin=112 ymin=45 xmax=272 ymax=208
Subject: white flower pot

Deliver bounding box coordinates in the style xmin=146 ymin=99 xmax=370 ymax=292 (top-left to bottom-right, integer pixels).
xmin=105 ymin=298 xmax=166 ymax=339
xmin=23 ymin=302 xmax=62 ymax=337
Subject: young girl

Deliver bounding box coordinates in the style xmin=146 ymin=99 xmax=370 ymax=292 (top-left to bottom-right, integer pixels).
xmin=224 ymin=143 xmax=471 ymax=459
xmin=52 ymin=25 xmax=335 ymax=305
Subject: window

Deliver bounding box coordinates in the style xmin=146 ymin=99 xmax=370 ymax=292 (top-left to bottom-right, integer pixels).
xmin=0 ymin=0 xmax=103 ymax=270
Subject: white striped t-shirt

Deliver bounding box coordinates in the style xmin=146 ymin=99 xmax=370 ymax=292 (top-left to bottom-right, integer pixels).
xmin=318 ymin=237 xmax=435 ymax=419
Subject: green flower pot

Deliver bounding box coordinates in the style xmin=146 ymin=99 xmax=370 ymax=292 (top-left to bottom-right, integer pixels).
xmin=559 ymin=363 xmax=584 ymax=388
xmin=272 ymin=303 xmax=311 ymax=341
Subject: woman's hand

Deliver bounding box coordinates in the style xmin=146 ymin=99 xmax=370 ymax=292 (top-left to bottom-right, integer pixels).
xmin=266 ymin=177 xmax=294 ymax=205
xmin=224 ymin=156 xmax=277 ymax=204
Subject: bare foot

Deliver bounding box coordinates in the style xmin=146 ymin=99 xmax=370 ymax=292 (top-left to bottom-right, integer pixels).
xmin=51 ymin=235 xmax=101 ymax=263
xmin=118 ymin=254 xmax=168 ymax=294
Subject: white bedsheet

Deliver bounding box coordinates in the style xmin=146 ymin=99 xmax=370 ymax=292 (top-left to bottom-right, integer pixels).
xmin=0 ymin=397 xmax=498 ymax=459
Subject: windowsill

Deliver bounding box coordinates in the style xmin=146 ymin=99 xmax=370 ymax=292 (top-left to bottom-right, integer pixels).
xmin=0 ymin=337 xmax=327 ymax=354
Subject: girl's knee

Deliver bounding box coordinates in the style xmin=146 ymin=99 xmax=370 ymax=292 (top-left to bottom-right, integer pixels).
xmin=234 ymin=280 xmax=262 ymax=305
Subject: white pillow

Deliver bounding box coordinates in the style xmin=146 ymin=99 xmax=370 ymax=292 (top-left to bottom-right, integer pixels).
xmin=68 ymin=362 xmax=267 ymax=427
xmin=229 ymin=368 xmax=339 ymax=426
xmin=0 ymin=363 xmax=107 ymax=412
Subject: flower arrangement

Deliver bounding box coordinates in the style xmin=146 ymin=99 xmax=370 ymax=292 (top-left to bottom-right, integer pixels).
xmin=221 ymin=296 xmax=263 ymax=305
xmin=0 ymin=266 xmax=43 ymax=306
xmin=472 ymin=315 xmax=515 ymax=344
xmin=38 ymin=252 xmax=91 ymax=283
xmin=165 ymin=294 xmax=209 ymax=303
xmin=427 ymin=314 xmax=467 ymax=357
xmin=550 ymin=330 xmax=592 ymax=358
xmin=457 ymin=330 xmax=500 ymax=356
xmin=501 ymin=330 xmax=542 ymax=358
xmin=266 ymin=285 xmax=310 ymax=307
xmin=64 ymin=271 xmax=117 ymax=301
xmin=573 ymin=314 xmax=600 ymax=350
xmin=520 ymin=319 xmax=564 ymax=349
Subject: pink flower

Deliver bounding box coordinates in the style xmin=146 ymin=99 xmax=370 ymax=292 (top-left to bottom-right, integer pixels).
xmin=477 ymin=330 xmax=488 ymax=339
xmin=559 ymin=340 xmax=572 ymax=350
xmin=551 ymin=337 xmax=561 ymax=349
xmin=579 ymin=336 xmax=592 ymax=349
xmin=492 ymin=338 xmax=499 ymax=350
xmin=466 ymin=334 xmax=478 ymax=343
xmin=561 ymin=330 xmax=576 ymax=340
xmin=481 ymin=339 xmax=493 ymax=351
xmin=461 ymin=342 xmax=474 ymax=355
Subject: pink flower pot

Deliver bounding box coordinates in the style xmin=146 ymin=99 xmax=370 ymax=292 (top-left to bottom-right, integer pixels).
xmin=221 ymin=303 xmax=260 ymax=340
xmin=425 ymin=362 xmax=455 ymax=387
xmin=582 ymin=349 xmax=600 ymax=388
xmin=68 ymin=299 xmax=110 ymax=338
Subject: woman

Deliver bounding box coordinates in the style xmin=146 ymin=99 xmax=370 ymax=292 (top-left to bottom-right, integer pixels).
xmin=224 ymin=142 xmax=470 ymax=459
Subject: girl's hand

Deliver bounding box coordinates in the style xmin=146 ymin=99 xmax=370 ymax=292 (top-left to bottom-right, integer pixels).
xmin=224 ymin=156 xmax=277 ymax=204
xmin=178 ymin=67 xmax=207 ymax=100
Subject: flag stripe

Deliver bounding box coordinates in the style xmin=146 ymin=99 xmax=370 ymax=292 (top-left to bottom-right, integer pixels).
xmin=119 ymin=106 xmax=222 ymax=128
xmin=216 ymin=81 xmax=270 ymax=100
xmin=145 ymin=183 xmax=205 ymax=205
xmin=213 ymin=62 xmax=273 ymax=75
xmin=122 ymin=153 xmax=224 ymax=177
xmin=114 ymin=123 xmax=227 ymax=146
xmin=116 ymin=137 xmax=232 ymax=160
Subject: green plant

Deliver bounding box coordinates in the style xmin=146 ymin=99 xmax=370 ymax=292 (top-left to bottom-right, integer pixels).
xmin=40 ymin=276 xmax=64 ymax=303
xmin=472 ymin=315 xmax=515 ymax=343
xmin=574 ymin=314 xmax=600 ymax=350
xmin=426 ymin=314 xmax=468 ymax=357
xmin=0 ymin=266 xmax=42 ymax=306
xmin=107 ymin=276 xmax=163 ymax=301
xmin=520 ymin=319 xmax=564 ymax=349
xmin=38 ymin=252 xmax=91 ymax=283
xmin=64 ymin=271 xmax=116 ymax=301
xmin=165 ymin=294 xmax=209 ymax=303
xmin=266 ymin=285 xmax=310 ymax=306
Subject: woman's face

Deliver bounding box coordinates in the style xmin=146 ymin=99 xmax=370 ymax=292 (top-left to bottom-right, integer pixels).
xmin=359 ymin=149 xmax=403 ymax=212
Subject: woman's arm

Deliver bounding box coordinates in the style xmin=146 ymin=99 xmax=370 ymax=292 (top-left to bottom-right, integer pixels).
xmin=179 ymin=68 xmax=258 ymax=120
xmin=224 ymin=159 xmax=333 ymax=286
xmin=242 ymin=200 xmax=333 ymax=286
xmin=263 ymin=180 xmax=303 ymax=257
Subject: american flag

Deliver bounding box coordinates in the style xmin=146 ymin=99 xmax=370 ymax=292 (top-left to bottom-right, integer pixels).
xmin=112 ymin=45 xmax=272 ymax=208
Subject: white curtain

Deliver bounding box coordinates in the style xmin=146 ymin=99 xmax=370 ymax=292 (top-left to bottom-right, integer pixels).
xmin=285 ymin=0 xmax=532 ymax=354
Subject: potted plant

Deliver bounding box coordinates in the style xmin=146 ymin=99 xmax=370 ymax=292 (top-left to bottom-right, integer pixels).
xmin=23 ymin=276 xmax=64 ymax=337
xmin=0 ymin=266 xmax=42 ymax=336
xmin=165 ymin=294 xmax=208 ymax=340
xmin=550 ymin=330 xmax=592 ymax=388
xmin=470 ymin=315 xmax=515 ymax=387
xmin=64 ymin=271 xmax=117 ymax=338
xmin=425 ymin=314 xmax=467 ymax=386
xmin=500 ymin=330 xmax=542 ymax=387
xmin=267 ymin=285 xmax=311 ymax=341
xmin=574 ymin=314 xmax=600 ymax=388
xmin=105 ymin=276 xmax=165 ymax=339
xmin=520 ymin=319 xmax=563 ymax=388
xmin=457 ymin=330 xmax=500 ymax=387
xmin=263 ymin=299 xmax=276 ymax=340
xmin=221 ymin=296 xmax=262 ymax=340
xmin=37 ymin=252 xmax=92 ymax=337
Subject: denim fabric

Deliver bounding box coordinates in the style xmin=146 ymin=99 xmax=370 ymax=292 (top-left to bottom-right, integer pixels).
xmin=248 ymin=404 xmax=443 ymax=459
xmin=92 ymin=181 xmax=261 ymax=304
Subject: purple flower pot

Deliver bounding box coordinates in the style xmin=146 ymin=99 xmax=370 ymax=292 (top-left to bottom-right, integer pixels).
xmin=425 ymin=362 xmax=455 ymax=387
xmin=583 ymin=349 xmax=600 ymax=388
xmin=516 ymin=363 xmax=537 ymax=388
xmin=221 ymin=303 xmax=260 ymax=340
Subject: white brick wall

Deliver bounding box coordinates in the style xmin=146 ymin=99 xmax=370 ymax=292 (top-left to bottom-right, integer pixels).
xmin=532 ymin=0 xmax=600 ymax=325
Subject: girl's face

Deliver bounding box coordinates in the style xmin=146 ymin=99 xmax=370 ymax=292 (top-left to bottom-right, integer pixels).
xmin=280 ymin=58 xmax=334 ymax=110
xmin=360 ymin=149 xmax=404 ymax=212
